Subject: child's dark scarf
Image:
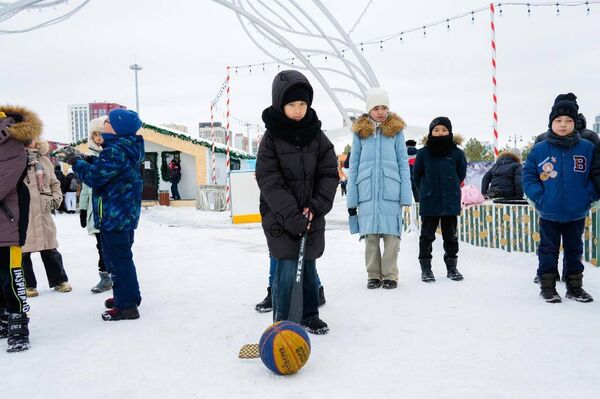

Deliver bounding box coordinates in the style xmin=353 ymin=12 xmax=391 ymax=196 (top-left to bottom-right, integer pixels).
xmin=262 ymin=106 xmax=322 ymax=146
xmin=546 ymin=130 xmax=580 ymax=148
xmin=426 ymin=134 xmax=455 ymax=157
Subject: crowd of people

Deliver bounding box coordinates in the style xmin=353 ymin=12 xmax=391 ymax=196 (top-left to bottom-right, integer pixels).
xmin=1 ymin=71 xmax=598 ymax=353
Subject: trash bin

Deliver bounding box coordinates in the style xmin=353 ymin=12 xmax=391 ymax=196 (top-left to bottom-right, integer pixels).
xmin=159 ymin=190 xmax=170 ymax=206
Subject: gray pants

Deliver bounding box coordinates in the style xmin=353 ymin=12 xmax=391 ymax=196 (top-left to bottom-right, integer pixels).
xmin=364 ymin=234 xmax=400 ymax=281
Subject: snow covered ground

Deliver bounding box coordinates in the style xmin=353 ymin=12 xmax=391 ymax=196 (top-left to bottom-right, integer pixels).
xmin=3 ymin=193 xmax=600 ymax=399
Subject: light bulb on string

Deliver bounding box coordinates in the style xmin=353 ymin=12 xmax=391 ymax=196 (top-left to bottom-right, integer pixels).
xmin=235 ymin=68 xmax=238 ymax=75
xmin=262 ymin=63 xmax=265 ymax=73
xmin=341 ymin=49 xmax=345 ymax=58
xmin=422 ymin=26 xmax=426 ymax=39
xmin=379 ymin=41 xmax=383 ymax=51
xmin=499 ymin=3 xmax=503 ymax=17
xmin=360 ymin=42 xmax=364 ymax=52
xmin=324 ymin=55 xmax=328 ymax=62
xmin=291 ymin=58 xmax=295 ymax=65
xmin=307 ymin=54 xmax=311 ymax=63
xmin=446 ymin=18 xmax=450 ymax=31
xmin=586 ymin=1 xmax=591 ymax=15
xmin=471 ymin=11 xmax=475 ymax=23
xmin=400 ymin=32 xmax=404 ymax=44
xmin=556 ymin=3 xmax=560 ymax=16
xmin=527 ymin=3 xmax=531 ymax=16
xmin=277 ymin=64 xmax=280 ymax=70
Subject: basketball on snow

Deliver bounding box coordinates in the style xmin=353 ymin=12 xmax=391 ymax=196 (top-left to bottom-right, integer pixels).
xmin=259 ymin=321 xmax=311 ymax=375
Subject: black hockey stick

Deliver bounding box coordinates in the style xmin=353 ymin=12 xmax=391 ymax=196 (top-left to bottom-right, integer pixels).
xmin=238 ymin=224 xmax=309 ymax=359
xmin=287 ymin=230 xmax=308 ymax=323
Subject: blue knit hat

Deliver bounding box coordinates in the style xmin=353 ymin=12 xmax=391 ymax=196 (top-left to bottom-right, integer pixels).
xmin=109 ymin=109 xmax=141 ymax=136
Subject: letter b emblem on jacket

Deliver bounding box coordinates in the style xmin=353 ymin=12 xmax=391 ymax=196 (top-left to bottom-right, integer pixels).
xmin=573 ymin=156 xmax=587 ymax=173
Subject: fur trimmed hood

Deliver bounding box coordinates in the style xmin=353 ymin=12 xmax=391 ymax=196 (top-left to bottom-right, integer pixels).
xmin=352 ymin=113 xmax=406 ymax=139
xmin=35 ymin=139 xmax=50 ymax=156
xmin=497 ymin=151 xmax=521 ymax=163
xmin=421 ymin=134 xmax=464 ymax=146
xmin=0 ymin=105 xmax=43 ymax=144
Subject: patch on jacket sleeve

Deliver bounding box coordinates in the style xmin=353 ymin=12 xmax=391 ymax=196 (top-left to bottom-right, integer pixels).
xmin=573 ymin=155 xmax=587 ymax=173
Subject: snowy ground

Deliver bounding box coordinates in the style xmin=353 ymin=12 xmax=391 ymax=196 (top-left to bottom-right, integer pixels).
xmin=3 ymin=193 xmax=600 ymax=399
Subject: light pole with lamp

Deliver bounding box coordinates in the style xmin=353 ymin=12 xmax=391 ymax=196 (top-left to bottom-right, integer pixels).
xmin=129 ymin=63 xmax=142 ymax=115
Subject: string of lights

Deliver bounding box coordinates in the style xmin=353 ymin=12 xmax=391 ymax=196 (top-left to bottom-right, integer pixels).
xmin=230 ymin=1 xmax=599 ymax=72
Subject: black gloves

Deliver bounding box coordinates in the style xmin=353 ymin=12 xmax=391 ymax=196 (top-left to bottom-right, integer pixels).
xmin=56 ymin=146 xmax=87 ymax=165
xmin=79 ymin=210 xmax=87 ymax=228
xmin=348 ymin=208 xmax=357 ymax=216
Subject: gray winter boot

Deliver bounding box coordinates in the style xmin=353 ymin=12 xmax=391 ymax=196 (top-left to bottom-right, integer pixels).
xmin=7 ymin=312 xmax=30 ymax=353
xmin=91 ymin=272 xmax=113 ymax=294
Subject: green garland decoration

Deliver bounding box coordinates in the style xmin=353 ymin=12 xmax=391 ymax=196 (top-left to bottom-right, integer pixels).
xmin=141 ymin=123 xmax=256 ymax=160
xmin=160 ymin=151 xmax=181 ymax=182
xmin=70 ymin=123 xmax=257 ymax=162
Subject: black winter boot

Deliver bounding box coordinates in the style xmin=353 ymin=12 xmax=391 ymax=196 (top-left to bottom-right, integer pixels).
xmin=420 ymin=259 xmax=435 ymax=282
xmin=301 ymin=317 xmax=329 ymax=335
xmin=565 ymin=273 xmax=593 ymax=303
xmin=7 ymin=312 xmax=30 ymax=353
xmin=0 ymin=309 xmax=7 ymax=339
xmin=102 ymin=306 xmax=140 ymax=321
xmin=367 ymin=279 xmax=382 ymax=289
xmin=539 ymin=273 xmax=562 ymax=303
xmin=382 ymin=280 xmax=398 ymax=289
xmin=255 ymin=287 xmax=273 ymax=313
xmin=444 ymin=256 xmax=463 ymax=281
xmin=318 ymin=286 xmax=326 ymax=308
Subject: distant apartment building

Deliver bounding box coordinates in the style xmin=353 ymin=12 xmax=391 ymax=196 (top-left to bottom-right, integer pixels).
xmin=198 ymin=122 xmax=229 ymax=145
xmin=594 ymin=115 xmax=600 ymax=134
xmin=162 ymin=123 xmax=188 ymax=133
xmin=69 ymin=102 xmax=126 ymax=142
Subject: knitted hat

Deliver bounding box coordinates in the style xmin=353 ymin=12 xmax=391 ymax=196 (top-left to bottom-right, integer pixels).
xmin=108 ymin=109 xmax=141 ymax=136
xmin=365 ymin=87 xmax=390 ymax=113
xmin=429 ymin=116 xmax=452 ymax=135
xmin=405 ymin=139 xmax=417 ymax=147
xmin=282 ymin=85 xmax=312 ymax=108
xmin=509 ymin=147 xmax=522 ymax=158
xmin=548 ymin=93 xmax=578 ymax=128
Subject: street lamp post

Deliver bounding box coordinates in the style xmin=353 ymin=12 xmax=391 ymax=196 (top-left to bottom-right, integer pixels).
xmin=129 ymin=63 xmax=142 ymax=115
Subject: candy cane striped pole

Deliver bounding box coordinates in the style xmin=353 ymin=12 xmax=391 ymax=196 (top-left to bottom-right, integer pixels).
xmin=210 ymin=104 xmax=217 ymax=184
xmin=491 ymin=2 xmax=499 ymax=160
xmin=225 ymin=66 xmax=231 ymax=211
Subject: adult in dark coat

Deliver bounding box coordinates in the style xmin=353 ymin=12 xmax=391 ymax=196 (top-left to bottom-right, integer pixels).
xmin=53 ymin=164 xmax=67 ymax=213
xmin=0 ymin=105 xmax=41 ymax=352
xmin=168 ymin=159 xmax=181 ymax=200
xmin=481 ymin=148 xmax=523 ymax=199
xmin=256 ymin=70 xmax=339 ymax=334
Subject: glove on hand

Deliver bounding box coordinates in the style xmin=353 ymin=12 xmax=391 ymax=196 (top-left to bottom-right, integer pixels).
xmin=57 ymin=146 xmax=86 ymax=165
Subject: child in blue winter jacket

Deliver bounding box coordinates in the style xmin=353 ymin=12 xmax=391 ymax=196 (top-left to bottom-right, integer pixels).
xmin=523 ymin=93 xmax=597 ymax=303
xmin=58 ymin=109 xmax=145 ymax=319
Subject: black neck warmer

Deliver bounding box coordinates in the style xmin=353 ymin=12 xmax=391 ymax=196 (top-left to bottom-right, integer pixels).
xmin=546 ymin=130 xmax=580 ymax=148
xmin=262 ymin=106 xmax=322 ymax=146
xmin=426 ymin=134 xmax=455 ymax=157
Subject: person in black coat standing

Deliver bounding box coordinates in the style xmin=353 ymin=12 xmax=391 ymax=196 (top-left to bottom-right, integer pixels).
xmin=481 ymin=148 xmax=523 ymax=199
xmin=168 ymin=159 xmax=181 ymax=200
xmin=256 ymin=70 xmax=339 ymax=335
xmin=414 ymin=117 xmax=467 ymax=283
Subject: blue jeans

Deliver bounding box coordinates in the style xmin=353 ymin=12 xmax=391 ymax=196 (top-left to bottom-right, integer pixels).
xmin=101 ymin=230 xmax=141 ymax=309
xmin=537 ymin=218 xmax=585 ymax=276
xmin=268 ymin=255 xmax=321 ymax=288
xmin=272 ymin=258 xmax=319 ymax=323
xmin=171 ymin=182 xmax=181 ymax=200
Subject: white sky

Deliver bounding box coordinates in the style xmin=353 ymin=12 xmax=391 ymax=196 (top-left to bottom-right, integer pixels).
xmin=2 ymin=0 xmax=600 ymax=148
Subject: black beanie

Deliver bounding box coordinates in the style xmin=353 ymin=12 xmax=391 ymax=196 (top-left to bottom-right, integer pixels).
xmin=405 ymin=139 xmax=417 ymax=147
xmin=282 ymin=85 xmax=312 ymax=109
xmin=548 ymin=93 xmax=578 ymax=128
xmin=429 ymin=116 xmax=452 ymax=135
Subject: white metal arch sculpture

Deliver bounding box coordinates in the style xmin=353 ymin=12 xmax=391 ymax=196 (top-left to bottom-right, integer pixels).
xmin=212 ymin=0 xmax=380 ymax=126
xmin=0 ymin=0 xmax=90 ymax=34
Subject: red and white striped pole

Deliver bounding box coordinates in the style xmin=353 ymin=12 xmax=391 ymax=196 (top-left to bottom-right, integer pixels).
xmin=210 ymin=104 xmax=217 ymax=185
xmin=225 ymin=66 xmax=232 ymax=211
xmin=490 ymin=2 xmax=499 ymax=160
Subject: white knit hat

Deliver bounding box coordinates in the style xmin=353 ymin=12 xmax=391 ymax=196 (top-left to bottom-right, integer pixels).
xmin=365 ymin=87 xmax=390 ymax=113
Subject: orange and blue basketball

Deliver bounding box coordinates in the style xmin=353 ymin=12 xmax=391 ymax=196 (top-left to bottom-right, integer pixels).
xmin=259 ymin=321 xmax=311 ymax=375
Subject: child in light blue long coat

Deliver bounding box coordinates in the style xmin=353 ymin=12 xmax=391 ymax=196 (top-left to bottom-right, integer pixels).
xmin=347 ymin=88 xmax=412 ymax=289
